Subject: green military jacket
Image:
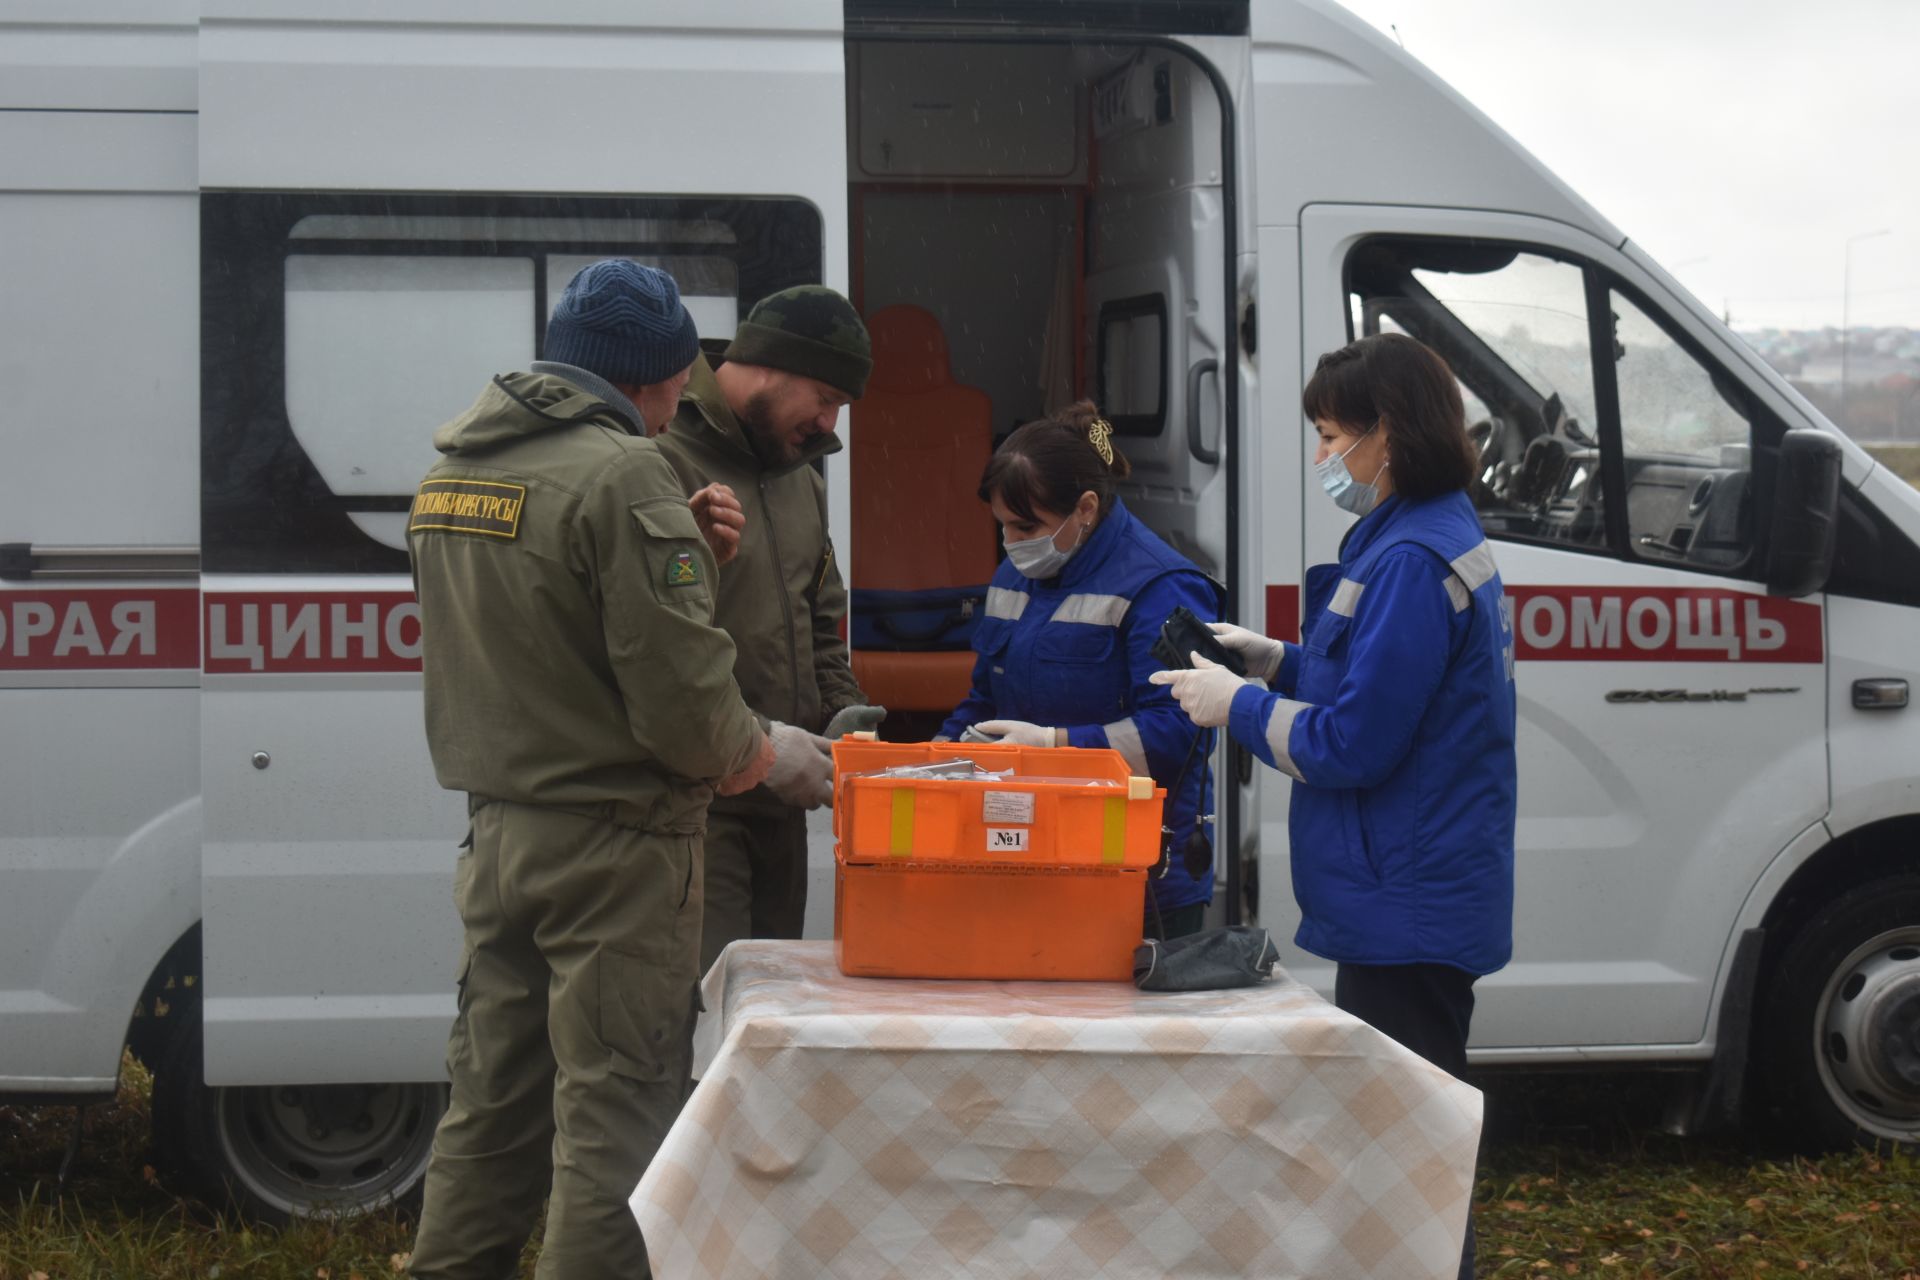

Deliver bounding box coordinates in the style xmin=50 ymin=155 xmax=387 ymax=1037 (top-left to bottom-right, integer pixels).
xmin=654 ymin=348 xmax=865 ymax=812
xmin=409 ymin=370 xmax=762 ymax=834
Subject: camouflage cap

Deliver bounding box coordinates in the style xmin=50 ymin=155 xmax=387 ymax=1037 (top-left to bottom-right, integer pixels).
xmin=724 ymin=285 xmax=872 ymax=400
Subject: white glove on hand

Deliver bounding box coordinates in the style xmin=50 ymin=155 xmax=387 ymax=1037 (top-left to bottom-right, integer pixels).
xmin=1207 ymin=622 xmax=1287 ymax=684
xmin=971 ymin=719 xmax=1060 ymax=748
xmin=823 ymin=704 xmax=887 ymax=739
xmin=764 ymin=721 xmax=834 ymax=810
xmin=1148 ymin=652 xmax=1251 ymax=728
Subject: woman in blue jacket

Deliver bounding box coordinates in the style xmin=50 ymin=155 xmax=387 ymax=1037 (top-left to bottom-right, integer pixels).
xmin=1153 ymin=334 xmax=1515 ymax=1278
xmin=939 ymin=401 xmax=1219 ymax=938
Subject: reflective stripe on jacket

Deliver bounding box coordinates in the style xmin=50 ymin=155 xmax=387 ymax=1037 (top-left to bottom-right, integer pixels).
xmin=941 ymin=501 xmax=1219 ymax=912
xmin=1227 ymin=491 xmax=1517 ymax=973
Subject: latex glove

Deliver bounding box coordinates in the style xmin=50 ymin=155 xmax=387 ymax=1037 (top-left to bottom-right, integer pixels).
xmin=688 ymin=483 xmax=745 ymax=567
xmin=763 ymin=721 xmax=834 ymax=809
xmin=1147 ymin=652 xmax=1249 ymax=728
xmin=823 ymin=704 xmax=887 ymax=739
xmin=715 ymin=730 xmax=777 ymax=797
xmin=971 ymin=719 xmax=1060 ymax=748
xmin=1208 ymin=621 xmax=1287 ymax=683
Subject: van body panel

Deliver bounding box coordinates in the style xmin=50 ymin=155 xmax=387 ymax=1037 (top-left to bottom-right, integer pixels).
xmin=0 ymin=4 xmax=197 ymax=112
xmin=0 ymin=686 xmax=199 ymax=1091
xmin=1248 ymin=0 xmax=1619 ymax=244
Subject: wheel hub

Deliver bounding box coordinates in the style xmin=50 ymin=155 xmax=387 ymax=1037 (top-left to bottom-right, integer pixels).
xmin=1819 ymin=930 xmax=1920 ymax=1133
xmin=214 ymin=1080 xmax=444 ymax=1218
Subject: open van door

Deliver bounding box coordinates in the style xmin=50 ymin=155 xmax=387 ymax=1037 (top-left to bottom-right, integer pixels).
xmin=1087 ymin=30 xmax=1256 ymax=923
xmin=193 ymin=1 xmax=847 ymax=1215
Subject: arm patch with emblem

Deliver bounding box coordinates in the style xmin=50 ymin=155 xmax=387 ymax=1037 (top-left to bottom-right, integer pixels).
xmin=411 ymin=479 xmax=527 ymax=539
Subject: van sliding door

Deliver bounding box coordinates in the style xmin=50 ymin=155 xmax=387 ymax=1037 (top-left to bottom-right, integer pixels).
xmin=196 ymin=2 xmax=848 ymax=1086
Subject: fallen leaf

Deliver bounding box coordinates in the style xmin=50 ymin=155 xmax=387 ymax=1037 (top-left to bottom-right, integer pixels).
xmin=1600 ymin=1254 xmax=1624 ymax=1266
xmin=317 ymin=1269 xmax=331 ymax=1279
xmin=1837 ymin=1212 xmax=1863 ymax=1223
xmin=1637 ymin=1228 xmax=1655 ymax=1238
xmin=31 ymin=1271 xmax=50 ymax=1280
xmin=1503 ymin=1200 xmax=1530 ymax=1212
xmin=1746 ymin=1196 xmax=1767 ymax=1211
xmin=388 ymin=1255 xmax=411 ymax=1275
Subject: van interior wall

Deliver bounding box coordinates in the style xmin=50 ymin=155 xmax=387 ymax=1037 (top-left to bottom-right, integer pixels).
xmin=860 ymin=189 xmax=1075 ymax=437
xmin=1085 ymin=47 xmax=1227 ymax=576
xmin=850 ymin=38 xmax=1222 ymax=512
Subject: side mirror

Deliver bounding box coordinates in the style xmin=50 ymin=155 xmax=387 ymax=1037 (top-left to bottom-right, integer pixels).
xmin=1765 ymin=429 xmax=1842 ymax=598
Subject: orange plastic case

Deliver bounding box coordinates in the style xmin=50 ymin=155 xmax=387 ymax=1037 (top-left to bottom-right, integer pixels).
xmin=830 ymin=739 xmax=1166 ymax=981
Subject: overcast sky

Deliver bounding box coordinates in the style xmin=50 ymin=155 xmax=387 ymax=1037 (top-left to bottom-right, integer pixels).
xmin=1333 ymin=0 xmax=1919 ymax=332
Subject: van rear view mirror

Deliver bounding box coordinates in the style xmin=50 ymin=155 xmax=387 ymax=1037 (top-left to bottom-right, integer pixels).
xmin=1765 ymin=429 xmax=1843 ymax=598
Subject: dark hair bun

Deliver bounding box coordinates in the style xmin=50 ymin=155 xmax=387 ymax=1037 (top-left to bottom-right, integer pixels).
xmin=1053 ymin=400 xmax=1133 ymax=480
xmin=977 ymin=399 xmax=1132 ymax=522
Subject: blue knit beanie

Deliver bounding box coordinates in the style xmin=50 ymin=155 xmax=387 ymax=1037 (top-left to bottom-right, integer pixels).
xmin=544 ymin=259 xmax=700 ymax=386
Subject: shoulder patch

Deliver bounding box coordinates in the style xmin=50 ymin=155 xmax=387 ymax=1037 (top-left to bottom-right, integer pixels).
xmin=666 ymin=551 xmax=701 ymax=587
xmin=411 ymin=479 xmax=526 ymax=540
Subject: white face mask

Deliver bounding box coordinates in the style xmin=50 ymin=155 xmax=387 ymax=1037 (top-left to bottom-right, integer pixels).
xmin=1005 ymin=516 xmax=1087 ymax=579
xmin=1315 ymin=424 xmax=1388 ymax=516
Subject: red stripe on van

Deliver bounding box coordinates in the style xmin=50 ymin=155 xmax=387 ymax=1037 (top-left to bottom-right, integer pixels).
xmin=0 ymin=588 xmax=200 ymax=670
xmin=1264 ymin=584 xmax=1300 ymax=643
xmin=1506 ymin=586 xmax=1822 ymax=664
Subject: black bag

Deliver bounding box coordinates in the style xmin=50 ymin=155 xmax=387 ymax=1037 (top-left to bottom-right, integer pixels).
xmin=850 ymin=585 xmax=988 ymax=651
xmin=1133 ymin=926 xmax=1280 ymax=991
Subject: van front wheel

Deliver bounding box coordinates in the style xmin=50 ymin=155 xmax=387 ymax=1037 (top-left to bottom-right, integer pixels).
xmin=1759 ymin=876 xmax=1920 ymax=1154
xmin=152 ymin=1003 xmax=447 ymax=1224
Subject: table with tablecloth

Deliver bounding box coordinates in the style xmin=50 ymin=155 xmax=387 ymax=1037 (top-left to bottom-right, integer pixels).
xmin=631 ymin=940 xmax=1481 ymax=1279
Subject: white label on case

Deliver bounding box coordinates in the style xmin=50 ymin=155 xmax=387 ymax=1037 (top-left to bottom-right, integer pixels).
xmin=986 ymin=827 xmax=1030 ymax=852
xmin=982 ymin=790 xmax=1035 ymax=824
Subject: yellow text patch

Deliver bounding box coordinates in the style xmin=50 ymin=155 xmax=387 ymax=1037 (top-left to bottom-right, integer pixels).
xmin=410 ymin=479 xmax=527 ymax=540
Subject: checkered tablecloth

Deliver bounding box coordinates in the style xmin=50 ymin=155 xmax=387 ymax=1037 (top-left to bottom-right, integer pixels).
xmin=631 ymin=940 xmax=1481 ymax=1279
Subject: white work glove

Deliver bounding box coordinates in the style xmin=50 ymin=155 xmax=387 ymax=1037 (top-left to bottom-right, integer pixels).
xmin=1208 ymin=621 xmax=1287 ymax=684
xmin=971 ymin=719 xmax=1060 ymax=747
xmin=1148 ymin=652 xmax=1252 ymax=728
xmin=823 ymin=704 xmax=887 ymax=739
xmin=764 ymin=721 xmax=834 ymax=810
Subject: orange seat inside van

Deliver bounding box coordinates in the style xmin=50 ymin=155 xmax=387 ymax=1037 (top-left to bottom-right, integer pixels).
xmin=848 ymin=305 xmax=998 ymax=713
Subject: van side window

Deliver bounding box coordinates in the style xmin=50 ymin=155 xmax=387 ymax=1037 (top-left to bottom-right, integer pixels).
xmin=1348 ymin=236 xmax=1775 ymax=581
xmin=1348 ymin=242 xmax=1607 ymax=553
xmin=204 ymin=194 xmax=821 ymax=574
xmin=1606 ymin=288 xmax=1755 ymax=572
xmin=1095 ymin=294 xmax=1167 ymax=436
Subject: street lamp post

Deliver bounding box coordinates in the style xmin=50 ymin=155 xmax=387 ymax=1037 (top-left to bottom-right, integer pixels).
xmin=1842 ymin=228 xmax=1891 ymax=428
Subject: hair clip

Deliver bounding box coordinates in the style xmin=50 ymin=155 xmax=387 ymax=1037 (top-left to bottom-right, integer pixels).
xmin=1088 ymin=417 xmax=1115 ymax=466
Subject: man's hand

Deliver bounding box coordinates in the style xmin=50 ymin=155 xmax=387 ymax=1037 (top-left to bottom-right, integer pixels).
xmin=688 ymin=483 xmax=746 ymax=567
xmin=823 ymin=704 xmax=887 ymax=739
xmin=1147 ymin=652 xmax=1252 ymax=728
xmin=763 ymin=721 xmax=835 ymax=810
xmin=716 ymin=729 xmax=777 ymax=796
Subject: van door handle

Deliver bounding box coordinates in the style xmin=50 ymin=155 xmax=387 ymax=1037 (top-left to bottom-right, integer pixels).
xmin=1186 ymin=357 xmax=1221 ymax=466
xmin=1852 ymin=678 xmax=1909 ymax=710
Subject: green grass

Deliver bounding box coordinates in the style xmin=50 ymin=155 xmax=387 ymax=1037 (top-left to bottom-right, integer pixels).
xmin=4 ymin=1062 xmax=1917 ymax=1278
xmin=1865 ymin=443 xmax=1920 ymax=489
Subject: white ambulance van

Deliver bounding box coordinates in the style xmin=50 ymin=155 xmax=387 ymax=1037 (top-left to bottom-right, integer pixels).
xmin=4 ymin=0 xmax=1917 ymax=1219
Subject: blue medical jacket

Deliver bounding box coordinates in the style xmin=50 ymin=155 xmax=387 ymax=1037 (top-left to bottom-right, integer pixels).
xmin=941 ymin=501 xmax=1218 ymax=911
xmin=1227 ymin=492 xmax=1517 ymax=974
